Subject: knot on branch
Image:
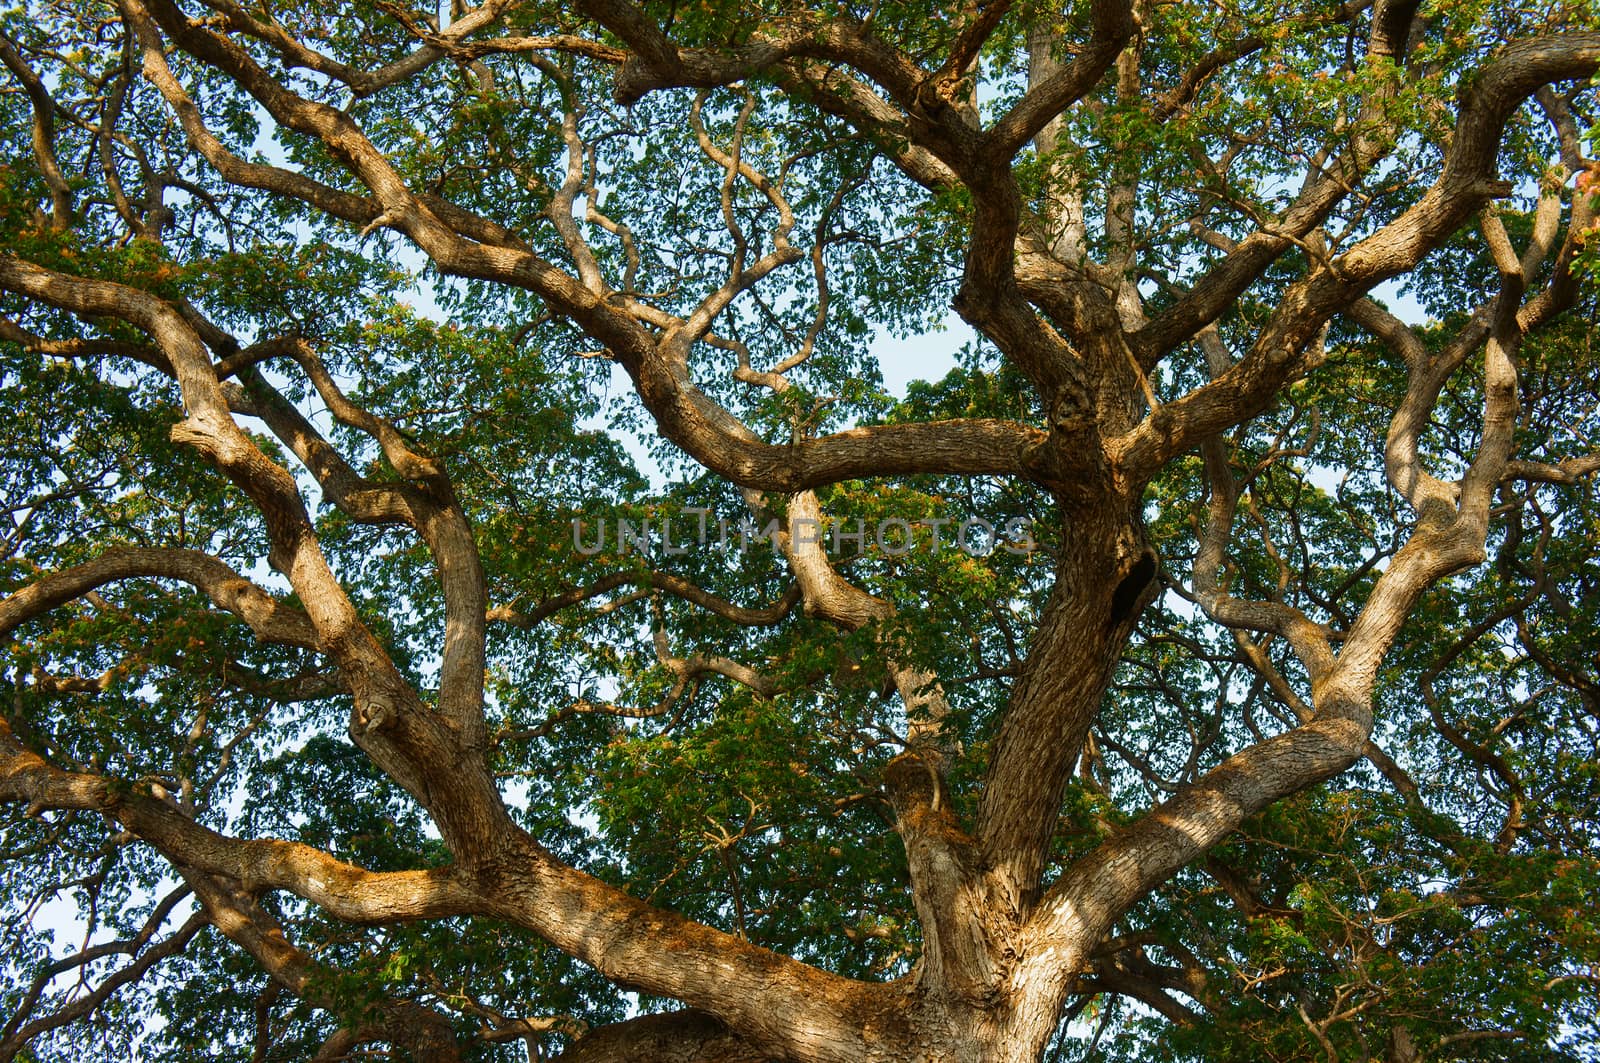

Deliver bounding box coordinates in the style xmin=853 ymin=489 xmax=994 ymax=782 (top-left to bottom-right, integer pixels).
xmin=353 ymin=694 xmax=396 ymax=736
xmin=611 ymin=59 xmax=655 ymax=106
xmin=1049 ymin=385 xmax=1095 ymax=435
xmin=884 ymin=752 xmax=945 ymax=816
xmin=884 ymin=754 xmax=971 ymax=852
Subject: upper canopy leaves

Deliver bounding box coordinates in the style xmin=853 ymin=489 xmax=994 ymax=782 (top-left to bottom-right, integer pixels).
xmin=1 ymin=0 xmax=1598 ymax=1058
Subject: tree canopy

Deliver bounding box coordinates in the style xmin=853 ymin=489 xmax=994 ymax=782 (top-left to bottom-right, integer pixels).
xmin=2 ymin=0 xmax=1599 ymax=1059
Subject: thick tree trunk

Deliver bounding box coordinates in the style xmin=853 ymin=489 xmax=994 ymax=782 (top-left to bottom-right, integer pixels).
xmin=972 ymin=492 xmax=1157 ymax=895
xmin=847 ymin=500 xmax=1159 ymax=1063
xmin=553 ymin=979 xmax=1108 ymax=1063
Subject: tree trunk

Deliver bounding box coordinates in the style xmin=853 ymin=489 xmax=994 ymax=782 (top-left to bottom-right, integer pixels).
xmin=552 ymin=977 xmax=1110 ymax=1063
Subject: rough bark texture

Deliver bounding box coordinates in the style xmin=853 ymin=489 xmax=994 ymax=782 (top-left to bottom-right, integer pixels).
xmin=1 ymin=0 xmax=1596 ymax=1059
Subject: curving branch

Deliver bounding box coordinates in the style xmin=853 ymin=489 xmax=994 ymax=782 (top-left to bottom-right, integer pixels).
xmin=178 ymin=868 xmax=465 ymax=1062
xmin=490 ymin=573 xmax=800 ymax=629
xmin=0 ymin=250 xmax=510 ymax=855
xmin=0 ymin=546 xmax=319 ymax=650
xmin=0 ymin=718 xmax=478 ymax=922
xmin=1192 ymin=437 xmax=1336 ymax=681
xmin=1116 ymin=31 xmax=1600 ymax=481
xmin=0 ymin=29 xmax=74 ymax=228
xmin=553 ymin=1010 xmax=767 ymax=1062
xmin=987 ymin=0 xmax=1134 ymax=156
xmin=0 ymin=888 xmax=203 ymax=1063
xmin=129 ymin=0 xmax=1054 ymax=494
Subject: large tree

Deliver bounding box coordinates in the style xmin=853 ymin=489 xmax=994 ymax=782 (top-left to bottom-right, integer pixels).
xmin=2 ymin=0 xmax=1599 ymax=1058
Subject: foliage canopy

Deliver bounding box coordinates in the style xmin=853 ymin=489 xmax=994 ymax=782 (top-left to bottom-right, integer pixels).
xmin=1 ymin=0 xmax=1599 ymax=1059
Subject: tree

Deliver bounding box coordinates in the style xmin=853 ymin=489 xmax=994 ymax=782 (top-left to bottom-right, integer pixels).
xmin=1 ymin=0 xmax=1599 ymax=1056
